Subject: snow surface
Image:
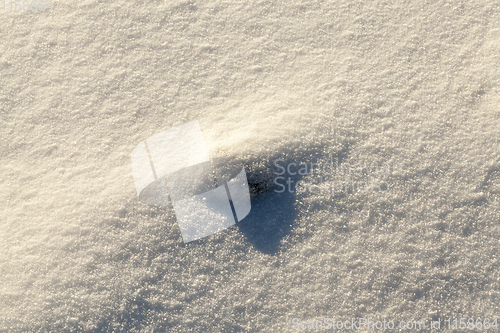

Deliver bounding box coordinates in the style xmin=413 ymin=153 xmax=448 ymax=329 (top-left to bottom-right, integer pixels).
xmin=1 ymin=0 xmax=500 ymax=332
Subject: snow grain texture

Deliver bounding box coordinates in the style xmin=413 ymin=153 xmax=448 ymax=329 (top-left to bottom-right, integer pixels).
xmin=1 ymin=0 xmax=500 ymax=332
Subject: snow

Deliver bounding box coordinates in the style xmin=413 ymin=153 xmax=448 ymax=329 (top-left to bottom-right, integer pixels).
xmin=1 ymin=0 xmax=500 ymax=331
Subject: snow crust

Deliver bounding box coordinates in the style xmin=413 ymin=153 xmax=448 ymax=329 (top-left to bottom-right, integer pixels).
xmin=1 ymin=0 xmax=500 ymax=331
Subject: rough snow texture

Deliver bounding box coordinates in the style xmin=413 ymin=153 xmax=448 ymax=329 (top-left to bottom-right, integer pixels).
xmin=1 ymin=0 xmax=500 ymax=332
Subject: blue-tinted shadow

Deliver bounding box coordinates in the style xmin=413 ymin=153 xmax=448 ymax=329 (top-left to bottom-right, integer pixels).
xmin=235 ymin=145 xmax=350 ymax=254
xmin=236 ymin=174 xmax=302 ymax=255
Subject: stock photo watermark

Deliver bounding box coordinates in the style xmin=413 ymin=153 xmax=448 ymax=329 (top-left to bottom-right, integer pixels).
xmin=131 ymin=121 xmax=251 ymax=243
xmin=3 ymin=0 xmax=53 ymax=11
xmin=291 ymin=317 xmax=498 ymax=330
xmin=273 ymin=158 xmax=402 ymax=196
